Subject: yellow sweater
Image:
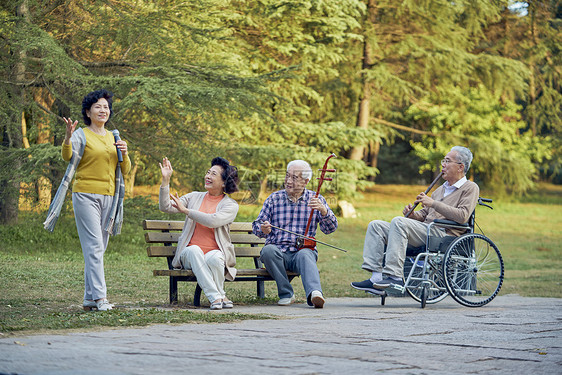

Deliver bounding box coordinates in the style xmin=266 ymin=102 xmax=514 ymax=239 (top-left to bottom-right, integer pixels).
xmin=62 ymin=127 xmax=132 ymax=196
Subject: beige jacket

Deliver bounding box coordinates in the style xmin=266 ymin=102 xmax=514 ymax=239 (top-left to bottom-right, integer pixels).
xmin=410 ymin=180 xmax=479 ymax=236
xmin=159 ymin=186 xmax=239 ymax=280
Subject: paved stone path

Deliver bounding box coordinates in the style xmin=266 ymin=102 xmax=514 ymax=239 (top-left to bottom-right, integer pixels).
xmin=1 ymin=294 xmax=561 ymax=374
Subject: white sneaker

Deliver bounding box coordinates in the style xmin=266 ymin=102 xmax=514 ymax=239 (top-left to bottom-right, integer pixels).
xmin=210 ymin=299 xmax=223 ymax=310
xmin=95 ymin=298 xmax=113 ymax=311
xmin=310 ymin=290 xmax=325 ymax=308
xmin=277 ymin=295 xmax=295 ymax=306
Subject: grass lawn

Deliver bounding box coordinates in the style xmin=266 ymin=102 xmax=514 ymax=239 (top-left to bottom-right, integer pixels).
xmin=1 ymin=183 xmax=560 ymax=334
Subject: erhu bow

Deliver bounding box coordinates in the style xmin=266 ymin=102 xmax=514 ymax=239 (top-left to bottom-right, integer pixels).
xmin=296 ymin=153 xmax=338 ymax=251
xmin=258 ymin=221 xmax=347 ymax=252
xmin=404 ymin=171 xmax=443 ymax=218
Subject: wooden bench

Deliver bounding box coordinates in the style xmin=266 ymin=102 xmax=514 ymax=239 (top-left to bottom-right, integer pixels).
xmin=143 ymin=220 xmax=299 ymax=306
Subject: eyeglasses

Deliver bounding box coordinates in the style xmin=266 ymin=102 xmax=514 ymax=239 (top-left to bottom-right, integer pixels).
xmin=285 ymin=172 xmax=305 ymax=183
xmin=441 ymin=158 xmax=463 ymax=166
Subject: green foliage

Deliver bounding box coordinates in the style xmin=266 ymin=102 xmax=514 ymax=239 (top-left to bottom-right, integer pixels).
xmin=225 ymin=120 xmax=379 ymax=200
xmin=122 ymin=195 xmax=185 ymax=224
xmin=480 ymin=1 xmax=562 ymax=180
xmin=407 ymin=85 xmax=552 ymax=194
xmin=0 ymin=0 xmax=560 ymax=225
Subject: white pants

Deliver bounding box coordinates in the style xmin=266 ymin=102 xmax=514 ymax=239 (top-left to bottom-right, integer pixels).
xmin=362 ymin=216 xmax=446 ymax=278
xmin=72 ymin=192 xmax=112 ymax=301
xmin=179 ymin=246 xmax=225 ymax=303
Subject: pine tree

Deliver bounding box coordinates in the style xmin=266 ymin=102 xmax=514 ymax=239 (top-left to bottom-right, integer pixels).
xmin=0 ymin=0 xmax=280 ymax=223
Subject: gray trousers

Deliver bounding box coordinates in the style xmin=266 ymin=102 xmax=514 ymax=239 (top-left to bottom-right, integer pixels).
xmin=260 ymin=244 xmax=322 ymax=305
xmin=72 ymin=193 xmax=112 ymax=301
xmin=362 ymin=217 xmax=446 ymax=278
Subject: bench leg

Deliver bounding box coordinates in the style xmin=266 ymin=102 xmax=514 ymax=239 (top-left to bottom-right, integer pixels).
xmin=194 ymin=284 xmax=202 ymax=307
xmin=170 ymin=276 xmax=178 ymax=304
xmin=257 ymin=279 xmax=265 ymax=299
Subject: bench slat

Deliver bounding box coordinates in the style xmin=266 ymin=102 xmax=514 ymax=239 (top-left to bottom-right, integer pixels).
xmin=147 ymin=246 xmax=262 ymax=258
xmin=145 ymin=232 xmax=265 ymax=245
xmin=230 ymin=222 xmax=254 ymax=232
xmin=143 ymin=220 xmax=253 ymax=232
xmin=154 ymin=269 xmax=299 ymax=277
xmin=143 ymin=220 xmax=183 ymax=231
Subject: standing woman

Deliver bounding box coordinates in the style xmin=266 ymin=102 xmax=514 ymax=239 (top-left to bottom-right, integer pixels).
xmin=159 ymin=156 xmax=239 ymax=310
xmin=44 ymin=89 xmax=131 ymax=311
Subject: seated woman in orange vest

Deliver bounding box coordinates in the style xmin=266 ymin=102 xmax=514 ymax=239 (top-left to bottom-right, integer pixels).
xmin=159 ymin=156 xmax=239 ymax=310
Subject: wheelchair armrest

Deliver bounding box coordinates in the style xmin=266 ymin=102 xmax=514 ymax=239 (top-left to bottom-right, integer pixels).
xmin=432 ymin=219 xmax=469 ymax=227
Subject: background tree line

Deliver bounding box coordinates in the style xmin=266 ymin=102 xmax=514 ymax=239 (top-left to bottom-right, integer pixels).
xmin=1 ymin=0 xmax=560 ymax=224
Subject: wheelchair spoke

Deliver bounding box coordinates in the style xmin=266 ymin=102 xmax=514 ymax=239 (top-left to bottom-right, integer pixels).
xmin=443 ymin=233 xmax=504 ymax=307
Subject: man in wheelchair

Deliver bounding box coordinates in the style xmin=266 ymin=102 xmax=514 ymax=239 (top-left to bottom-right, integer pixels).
xmin=351 ymin=146 xmax=479 ymax=295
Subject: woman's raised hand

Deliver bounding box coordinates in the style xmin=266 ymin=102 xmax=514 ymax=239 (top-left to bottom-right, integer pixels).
xmin=170 ymin=192 xmax=188 ymax=215
xmin=159 ymin=157 xmax=173 ymax=185
xmin=63 ymin=117 xmax=78 ymax=145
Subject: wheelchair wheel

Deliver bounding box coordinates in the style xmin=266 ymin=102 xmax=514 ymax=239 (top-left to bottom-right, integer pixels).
xmin=406 ymin=255 xmax=448 ymax=305
xmin=442 ymin=233 xmax=504 ymax=307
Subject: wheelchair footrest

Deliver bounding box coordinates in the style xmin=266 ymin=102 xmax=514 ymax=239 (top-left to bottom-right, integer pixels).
xmin=365 ymin=289 xmax=386 ymax=297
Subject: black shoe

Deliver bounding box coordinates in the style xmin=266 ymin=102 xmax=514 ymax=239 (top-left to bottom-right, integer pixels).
xmin=373 ymin=277 xmax=405 ymax=289
xmin=351 ymin=279 xmax=384 ymax=295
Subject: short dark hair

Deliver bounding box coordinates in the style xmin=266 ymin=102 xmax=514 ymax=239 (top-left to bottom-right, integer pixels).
xmin=211 ymin=157 xmax=239 ymax=194
xmin=82 ymin=89 xmax=113 ymax=125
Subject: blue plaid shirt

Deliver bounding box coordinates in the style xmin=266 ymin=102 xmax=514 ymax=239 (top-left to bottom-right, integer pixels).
xmin=252 ymin=189 xmax=338 ymax=252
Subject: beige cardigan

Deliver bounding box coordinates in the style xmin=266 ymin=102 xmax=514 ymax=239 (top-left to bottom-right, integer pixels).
xmin=411 ymin=180 xmax=480 ymax=236
xmin=159 ymin=186 xmax=239 ymax=280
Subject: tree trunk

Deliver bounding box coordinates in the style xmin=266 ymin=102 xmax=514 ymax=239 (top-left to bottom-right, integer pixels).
xmin=529 ymin=4 xmax=537 ymax=136
xmin=0 ymin=0 xmax=28 ymax=224
xmin=257 ymin=176 xmax=269 ymax=204
xmin=529 ymin=64 xmax=537 ymax=136
xmin=125 ymin=153 xmax=138 ymax=198
xmin=368 ymin=139 xmax=380 ymax=179
xmin=34 ymin=89 xmax=55 ymax=209
xmin=349 ymin=0 xmax=377 ymax=161
xmin=349 ymin=81 xmax=371 ymax=160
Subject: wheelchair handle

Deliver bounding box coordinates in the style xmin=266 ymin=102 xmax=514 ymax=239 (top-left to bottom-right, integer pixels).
xmin=478 ymin=197 xmax=493 ymax=210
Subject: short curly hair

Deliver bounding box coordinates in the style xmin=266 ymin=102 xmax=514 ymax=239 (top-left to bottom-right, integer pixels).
xmin=211 ymin=157 xmax=239 ymax=194
xmin=82 ymin=89 xmax=113 ymax=125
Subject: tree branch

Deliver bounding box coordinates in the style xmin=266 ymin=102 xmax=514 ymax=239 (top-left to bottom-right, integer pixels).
xmin=371 ymin=117 xmax=436 ymax=136
xmin=36 ymin=102 xmax=64 ymax=122
xmin=76 ymin=60 xmax=139 ymax=68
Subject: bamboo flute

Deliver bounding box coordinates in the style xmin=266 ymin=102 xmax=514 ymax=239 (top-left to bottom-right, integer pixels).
xmin=404 ymin=171 xmax=444 ymax=218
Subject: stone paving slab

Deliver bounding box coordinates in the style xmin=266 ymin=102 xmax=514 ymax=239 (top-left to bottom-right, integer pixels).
xmin=1 ymin=294 xmax=561 ymax=374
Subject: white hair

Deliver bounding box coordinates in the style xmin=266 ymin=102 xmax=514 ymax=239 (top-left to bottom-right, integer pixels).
xmin=287 ymin=160 xmax=313 ymax=181
xmin=451 ymin=146 xmax=473 ymax=174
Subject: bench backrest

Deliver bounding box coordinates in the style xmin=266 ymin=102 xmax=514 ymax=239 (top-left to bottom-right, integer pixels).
xmin=143 ymin=220 xmax=265 ymax=258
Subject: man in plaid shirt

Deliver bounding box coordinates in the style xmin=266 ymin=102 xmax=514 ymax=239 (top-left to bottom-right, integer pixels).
xmin=252 ymin=160 xmax=338 ymax=308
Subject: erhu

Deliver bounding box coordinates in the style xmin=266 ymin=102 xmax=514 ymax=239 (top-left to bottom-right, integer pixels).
xmin=404 ymin=171 xmax=443 ymax=218
xmin=296 ymin=153 xmax=337 ymax=251
xmin=259 ymin=154 xmax=346 ymax=251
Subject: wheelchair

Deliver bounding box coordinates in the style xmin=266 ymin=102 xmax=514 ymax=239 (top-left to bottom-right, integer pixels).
xmin=373 ymin=197 xmax=504 ymax=308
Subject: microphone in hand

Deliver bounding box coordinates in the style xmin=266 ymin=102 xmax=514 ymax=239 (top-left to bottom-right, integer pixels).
xmin=112 ymin=130 xmax=123 ymax=162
